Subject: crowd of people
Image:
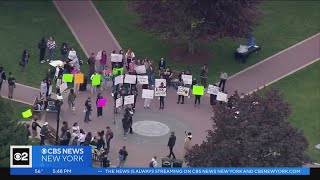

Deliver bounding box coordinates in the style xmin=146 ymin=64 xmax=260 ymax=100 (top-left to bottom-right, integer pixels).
xmin=0 ymin=35 xmax=237 ymax=168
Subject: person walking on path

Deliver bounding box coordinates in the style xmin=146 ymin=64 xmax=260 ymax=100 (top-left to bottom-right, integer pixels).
xmin=0 ymin=66 xmax=6 ymax=96
xmin=105 ymin=126 xmax=113 ymax=151
xmin=144 ymin=85 xmax=152 ymax=109
xmin=219 ymin=72 xmax=228 ymax=92
xmin=20 ymin=49 xmax=30 ymax=73
xmin=118 ymin=146 xmax=128 ymax=168
xmin=159 ymin=81 xmax=166 ymax=110
xmin=47 ymin=36 xmax=57 ymax=62
xmin=149 ymin=156 xmax=158 ymax=168
xmin=183 ymin=131 xmax=192 ymax=159
xmin=167 ymin=131 xmax=176 ymax=159
xmin=68 ymin=88 xmax=77 ymax=114
xmin=122 ymin=115 xmax=131 ymax=139
xmin=84 ymin=97 xmax=92 ymax=123
xmin=200 ymin=64 xmax=208 ymax=88
xmin=7 ymin=72 xmax=16 ymax=99
xmin=31 ymin=118 xmax=41 ymax=139
xmin=38 ymin=37 xmax=46 ymax=63
xmin=96 ymin=93 xmax=103 ymax=117
xmin=40 ymin=79 xmax=47 ymax=99
xmin=39 ymin=122 xmax=49 ymax=145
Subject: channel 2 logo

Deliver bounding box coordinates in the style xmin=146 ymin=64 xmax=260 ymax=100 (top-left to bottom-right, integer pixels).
xmin=10 ymin=146 xmax=32 ymax=168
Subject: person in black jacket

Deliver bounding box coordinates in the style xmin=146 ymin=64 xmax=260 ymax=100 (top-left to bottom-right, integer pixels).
xmin=60 ymin=42 xmax=69 ymax=62
xmin=84 ymin=97 xmax=92 ymax=123
xmin=167 ymin=131 xmax=176 ymax=159
xmin=20 ymin=49 xmax=30 ymax=73
xmin=0 ymin=66 xmax=6 ymax=96
xmin=122 ymin=113 xmax=132 ymax=139
xmin=38 ymin=37 xmax=46 ymax=63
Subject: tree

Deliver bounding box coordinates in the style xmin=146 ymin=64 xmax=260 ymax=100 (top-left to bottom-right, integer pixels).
xmin=185 ymin=90 xmax=309 ymax=167
xmin=0 ymin=99 xmax=29 ymax=167
xmin=130 ymin=0 xmax=261 ymax=54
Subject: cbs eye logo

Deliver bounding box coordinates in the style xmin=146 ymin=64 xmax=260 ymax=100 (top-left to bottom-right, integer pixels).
xmin=10 ymin=146 xmax=32 ymax=168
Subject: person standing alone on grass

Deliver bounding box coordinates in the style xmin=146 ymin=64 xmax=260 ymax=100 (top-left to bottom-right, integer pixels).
xmin=200 ymin=64 xmax=208 ymax=88
xmin=84 ymin=97 xmax=92 ymax=123
xmin=20 ymin=49 xmax=30 ymax=73
xmin=167 ymin=131 xmax=176 ymax=159
xmin=68 ymin=89 xmax=77 ymax=114
xmin=60 ymin=42 xmax=69 ymax=61
xmin=7 ymin=72 xmax=16 ymax=99
xmin=0 ymin=66 xmax=6 ymax=96
xmin=219 ymin=72 xmax=228 ymax=92
xmin=47 ymin=36 xmax=57 ymax=62
xmin=118 ymin=146 xmax=128 ymax=168
xmin=105 ymin=126 xmax=113 ymax=151
xmin=38 ymin=37 xmax=46 ymax=63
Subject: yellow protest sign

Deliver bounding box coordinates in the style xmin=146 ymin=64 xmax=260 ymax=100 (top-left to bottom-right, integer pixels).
xmin=74 ymin=73 xmax=84 ymax=84
xmin=22 ymin=109 xmax=32 ymax=118
xmin=192 ymin=85 xmax=204 ymax=95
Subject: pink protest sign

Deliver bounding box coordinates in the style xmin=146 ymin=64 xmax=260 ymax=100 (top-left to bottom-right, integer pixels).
xmin=97 ymin=98 xmax=107 ymax=107
xmin=71 ymin=69 xmax=76 ymax=75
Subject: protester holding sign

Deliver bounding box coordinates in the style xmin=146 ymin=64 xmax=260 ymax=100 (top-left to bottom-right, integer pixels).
xmin=131 ymin=86 xmax=138 ymax=112
xmin=159 ymin=81 xmax=166 ymax=110
xmin=102 ymin=66 xmax=112 ymax=90
xmin=177 ymin=73 xmax=186 ymax=104
xmin=163 ymin=67 xmax=173 ymax=88
xmin=119 ymin=50 xmax=125 ymax=67
xmin=209 ymin=84 xmax=219 ymax=107
xmin=96 ymin=93 xmax=103 ymax=117
xmin=193 ymin=81 xmax=205 ymax=107
xmin=90 ymin=72 xmax=100 ymax=94
xmin=125 ymin=49 xmax=135 ymax=71
xmin=143 ymin=86 xmax=153 ymax=109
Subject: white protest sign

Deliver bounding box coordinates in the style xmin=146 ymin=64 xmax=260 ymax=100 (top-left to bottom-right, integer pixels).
xmin=124 ymin=95 xmax=135 ymax=105
xmin=181 ymin=75 xmax=192 ymax=85
xmin=124 ymin=74 xmax=137 ymax=84
xmin=155 ymin=87 xmax=166 ymax=97
xmin=49 ymin=60 xmax=63 ymax=67
xmin=111 ymin=53 xmax=123 ymax=62
xmin=59 ymin=82 xmax=68 ymax=92
xmin=216 ymin=92 xmax=228 ymax=102
xmin=155 ymin=79 xmax=166 ymax=88
xmin=137 ymin=75 xmax=149 ymax=84
xmin=116 ymin=97 xmax=123 ymax=108
xmin=134 ymin=65 xmax=146 ymax=74
xmin=207 ymin=84 xmax=220 ymax=95
xmin=114 ymin=75 xmax=124 ymax=85
xmin=142 ymin=89 xmax=154 ymax=99
xmin=96 ymin=51 xmax=102 ymax=60
xmin=177 ymin=86 xmax=190 ymax=96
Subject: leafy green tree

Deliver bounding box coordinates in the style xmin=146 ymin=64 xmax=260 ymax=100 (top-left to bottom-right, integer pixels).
xmin=185 ymin=90 xmax=309 ymax=167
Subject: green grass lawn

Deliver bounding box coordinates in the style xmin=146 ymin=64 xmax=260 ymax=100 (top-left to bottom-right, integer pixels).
xmin=0 ymin=1 xmax=87 ymax=88
xmin=94 ymin=0 xmax=320 ymax=82
xmin=262 ymin=60 xmax=320 ymax=162
xmin=1 ymin=99 xmax=31 ymax=121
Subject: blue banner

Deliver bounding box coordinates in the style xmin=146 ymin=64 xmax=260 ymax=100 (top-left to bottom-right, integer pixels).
xmin=11 ymin=168 xmax=310 ymax=175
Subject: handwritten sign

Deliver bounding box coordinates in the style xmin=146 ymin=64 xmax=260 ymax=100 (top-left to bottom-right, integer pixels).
xmin=134 ymin=65 xmax=146 ymax=74
xmin=116 ymin=97 xmax=123 ymax=108
xmin=124 ymin=74 xmax=137 ymax=84
xmin=114 ymin=75 xmax=124 ymax=85
xmin=124 ymin=95 xmax=135 ymax=105
xmin=137 ymin=75 xmax=149 ymax=84
xmin=216 ymin=92 xmax=228 ymax=102
xmin=177 ymin=86 xmax=190 ymax=96
xmin=111 ymin=53 xmax=123 ymax=62
xmin=207 ymin=84 xmax=220 ymax=95
xmin=155 ymin=87 xmax=166 ymax=97
xmin=155 ymin=79 xmax=166 ymax=88
xmin=142 ymin=89 xmax=154 ymax=99
xmin=181 ymin=75 xmax=192 ymax=85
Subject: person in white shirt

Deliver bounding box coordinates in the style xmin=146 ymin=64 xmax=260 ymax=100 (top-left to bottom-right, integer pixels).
xmin=68 ymin=47 xmax=77 ymax=60
xmin=150 ymin=156 xmax=158 ymax=168
xmin=78 ymin=129 xmax=86 ymax=145
xmin=125 ymin=49 xmax=135 ymax=70
xmin=47 ymin=36 xmax=57 ymax=62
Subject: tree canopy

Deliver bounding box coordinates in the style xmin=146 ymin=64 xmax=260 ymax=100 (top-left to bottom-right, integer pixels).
xmin=131 ymin=0 xmax=261 ymax=54
xmin=0 ymin=99 xmax=29 ymax=167
xmin=185 ymin=90 xmax=309 ymax=167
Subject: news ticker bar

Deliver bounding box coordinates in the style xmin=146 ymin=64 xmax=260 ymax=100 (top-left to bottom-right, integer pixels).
xmin=11 ymin=168 xmax=310 ymax=175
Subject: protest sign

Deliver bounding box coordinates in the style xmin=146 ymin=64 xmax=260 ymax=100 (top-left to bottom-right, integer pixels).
xmin=134 ymin=65 xmax=146 ymax=74
xmin=22 ymin=109 xmax=32 ymax=118
xmin=177 ymin=86 xmax=190 ymax=96
xmin=124 ymin=74 xmax=137 ymax=84
xmin=142 ymin=89 xmax=154 ymax=99
xmin=116 ymin=97 xmax=123 ymax=108
xmin=97 ymin=98 xmax=107 ymax=107
xmin=124 ymin=95 xmax=135 ymax=105
xmin=115 ymin=75 xmax=124 ymax=85
xmin=137 ymin=75 xmax=149 ymax=84
xmin=74 ymin=73 xmax=84 ymax=84
xmin=181 ymin=75 xmax=192 ymax=85
xmin=155 ymin=79 xmax=166 ymax=88
xmin=192 ymin=85 xmax=204 ymax=95
xmin=216 ymin=92 xmax=228 ymax=102
xmin=113 ymin=67 xmax=124 ymax=75
xmin=60 ymin=82 xmax=68 ymax=92
xmin=155 ymin=87 xmax=166 ymax=96
xmin=49 ymin=60 xmax=63 ymax=67
xmin=62 ymin=74 xmax=73 ymax=83
xmin=207 ymin=84 xmax=220 ymax=95
xmin=111 ymin=53 xmax=123 ymax=62
xmin=92 ymin=74 xmax=101 ymax=86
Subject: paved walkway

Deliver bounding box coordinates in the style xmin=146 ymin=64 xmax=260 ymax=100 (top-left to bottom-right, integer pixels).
xmin=1 ymin=0 xmax=319 ymax=167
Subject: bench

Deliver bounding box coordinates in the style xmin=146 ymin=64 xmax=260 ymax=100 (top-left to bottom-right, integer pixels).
xmin=234 ymin=46 xmax=262 ymax=63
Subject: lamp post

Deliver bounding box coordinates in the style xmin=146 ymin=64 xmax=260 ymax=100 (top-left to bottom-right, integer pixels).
xmin=55 ymin=100 xmax=62 ymax=145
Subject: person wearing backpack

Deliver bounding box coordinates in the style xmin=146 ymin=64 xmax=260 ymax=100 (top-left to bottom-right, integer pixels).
xmin=149 ymin=156 xmax=158 ymax=168
xmin=105 ymin=126 xmax=113 ymax=151
xmin=0 ymin=66 xmax=6 ymax=96
xmin=31 ymin=118 xmax=42 ymax=139
xmin=118 ymin=146 xmax=128 ymax=168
